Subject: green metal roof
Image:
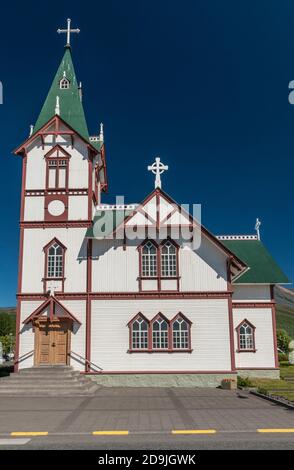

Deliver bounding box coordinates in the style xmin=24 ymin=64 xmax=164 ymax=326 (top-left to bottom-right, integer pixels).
xmin=221 ymin=239 xmax=289 ymax=284
xmin=33 ymin=47 xmax=89 ymax=141
xmin=86 ymin=209 xmax=135 ymax=239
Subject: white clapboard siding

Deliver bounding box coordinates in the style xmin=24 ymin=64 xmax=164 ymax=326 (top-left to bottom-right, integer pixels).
xmin=232 ymin=285 xmax=271 ymax=302
xmin=92 ymin=240 xmax=139 ymax=292
xmin=19 ymin=301 xmax=43 ymax=369
xmin=233 ymin=308 xmax=275 ymax=368
xmin=21 ymin=228 xmax=87 ymax=293
xmin=24 ymin=197 xmax=45 ymax=221
xmin=61 ymin=300 xmax=86 ymax=371
xmin=91 ymin=236 xmax=228 ymax=292
xmin=180 ymin=236 xmax=227 ymax=291
xmin=91 ymin=299 xmax=231 ymax=371
xmin=68 ymin=195 xmax=88 ymax=220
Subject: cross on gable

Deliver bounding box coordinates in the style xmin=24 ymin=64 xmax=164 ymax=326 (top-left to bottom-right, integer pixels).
xmin=148 ymin=157 xmax=168 ymax=189
xmin=57 ymin=18 xmax=80 ymax=47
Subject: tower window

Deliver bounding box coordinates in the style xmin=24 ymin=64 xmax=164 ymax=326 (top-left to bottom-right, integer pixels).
xmin=60 ymin=77 xmax=70 ymax=89
xmin=45 ymin=240 xmax=66 ymax=278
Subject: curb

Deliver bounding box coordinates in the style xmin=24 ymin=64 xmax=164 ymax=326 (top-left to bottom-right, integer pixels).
xmin=250 ymin=390 xmax=294 ymax=410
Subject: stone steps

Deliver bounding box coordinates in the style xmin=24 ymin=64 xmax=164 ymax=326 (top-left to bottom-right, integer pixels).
xmin=0 ymin=365 xmax=99 ymax=396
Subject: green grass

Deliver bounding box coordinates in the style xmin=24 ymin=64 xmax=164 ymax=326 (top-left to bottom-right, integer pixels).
xmin=247 ymin=362 xmax=294 ymax=402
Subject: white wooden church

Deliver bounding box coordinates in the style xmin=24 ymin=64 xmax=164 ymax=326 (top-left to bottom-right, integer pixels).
xmin=13 ymin=21 xmax=289 ymax=386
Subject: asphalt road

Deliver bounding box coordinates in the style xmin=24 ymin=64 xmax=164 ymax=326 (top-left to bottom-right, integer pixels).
xmin=0 ymin=387 xmax=293 ymax=450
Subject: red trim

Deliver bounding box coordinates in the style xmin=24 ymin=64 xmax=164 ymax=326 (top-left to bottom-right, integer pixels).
xmin=128 ymin=311 xmax=192 ymax=353
xmin=20 ymin=221 xmax=92 ymax=228
xmin=82 ymin=370 xmax=236 ymax=375
xmin=227 ymin=258 xmax=236 ymax=371
xmin=22 ymin=296 xmax=81 ymax=325
xmin=237 ymin=367 xmax=279 ymax=371
xmin=235 ymin=318 xmax=256 ymax=353
xmin=14 ymin=115 xmax=98 ymax=156
xmin=14 ymin=154 xmax=27 ymax=371
xmin=270 ymin=285 xmax=279 ymax=368
xmin=85 ymin=239 xmax=92 ymax=372
xmin=42 ymin=238 xmax=66 ymax=294
xmin=17 ymin=291 xmax=233 ymax=300
xmin=232 ymin=302 xmax=275 ymax=308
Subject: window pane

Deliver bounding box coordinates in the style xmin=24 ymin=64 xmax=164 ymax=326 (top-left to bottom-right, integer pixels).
xmin=58 ymin=167 xmax=66 ymax=187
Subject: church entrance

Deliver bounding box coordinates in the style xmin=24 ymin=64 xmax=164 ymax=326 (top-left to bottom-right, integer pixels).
xmin=35 ymin=319 xmax=71 ymax=365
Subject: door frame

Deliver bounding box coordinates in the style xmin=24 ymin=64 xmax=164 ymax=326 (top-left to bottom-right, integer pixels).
xmin=34 ymin=317 xmax=72 ymax=366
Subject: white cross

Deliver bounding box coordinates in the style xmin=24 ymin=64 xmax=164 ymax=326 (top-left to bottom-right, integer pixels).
xmin=148 ymin=157 xmax=168 ymax=189
xmin=57 ymin=18 xmax=80 ymax=47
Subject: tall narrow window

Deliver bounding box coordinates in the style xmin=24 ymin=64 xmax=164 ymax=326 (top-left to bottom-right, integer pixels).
xmin=142 ymin=241 xmax=157 ymax=277
xmin=161 ymin=240 xmax=177 ymax=277
xmin=172 ymin=316 xmax=190 ymax=349
xmin=47 ymin=159 xmax=68 ymax=189
xmin=131 ymin=317 xmax=149 ymax=349
xmin=47 ymin=242 xmax=64 ymax=278
xmin=152 ymin=317 xmax=169 ymax=349
xmin=237 ymin=320 xmax=255 ymax=351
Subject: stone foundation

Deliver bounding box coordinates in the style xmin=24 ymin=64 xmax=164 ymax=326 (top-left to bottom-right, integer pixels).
xmin=87 ymin=373 xmax=237 ymax=388
xmin=237 ymin=369 xmax=280 ymax=380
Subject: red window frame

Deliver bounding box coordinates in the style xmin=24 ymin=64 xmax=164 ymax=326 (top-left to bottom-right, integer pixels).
xmin=45 ymin=145 xmax=70 ymax=191
xmin=128 ymin=312 xmax=192 ymax=353
xmin=236 ymin=319 xmax=256 ymax=353
xmin=138 ymin=238 xmax=180 ymax=291
xmin=42 ymin=238 xmax=67 ymax=293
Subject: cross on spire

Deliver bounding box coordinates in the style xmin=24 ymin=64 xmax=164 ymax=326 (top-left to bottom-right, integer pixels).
xmin=57 ymin=18 xmax=80 ymax=47
xmin=148 ymin=157 xmax=168 ymax=189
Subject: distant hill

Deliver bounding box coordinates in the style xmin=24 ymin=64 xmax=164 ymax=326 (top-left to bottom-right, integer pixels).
xmin=275 ymin=286 xmax=294 ymax=339
xmin=0 ymin=308 xmax=16 ymax=317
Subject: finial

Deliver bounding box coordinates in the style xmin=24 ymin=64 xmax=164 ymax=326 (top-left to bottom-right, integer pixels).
xmin=147 ymin=157 xmax=168 ymax=189
xmin=99 ymin=122 xmax=104 ymax=142
xmin=255 ymin=218 xmax=261 ymax=240
xmin=55 ymin=96 xmax=60 ymax=115
xmin=57 ymin=18 xmax=80 ymax=47
xmin=29 ymin=125 xmax=34 ymax=137
xmin=78 ymin=81 xmax=82 ymax=102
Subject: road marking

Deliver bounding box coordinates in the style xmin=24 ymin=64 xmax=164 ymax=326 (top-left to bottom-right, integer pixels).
xmin=0 ymin=438 xmax=31 ymax=445
xmin=92 ymin=430 xmax=129 ymax=436
xmin=257 ymin=428 xmax=294 ymax=433
xmin=172 ymin=429 xmax=217 ymax=435
xmin=10 ymin=432 xmax=48 ymax=436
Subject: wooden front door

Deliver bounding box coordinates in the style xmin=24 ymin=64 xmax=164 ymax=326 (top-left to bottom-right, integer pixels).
xmin=35 ymin=319 xmax=71 ymax=365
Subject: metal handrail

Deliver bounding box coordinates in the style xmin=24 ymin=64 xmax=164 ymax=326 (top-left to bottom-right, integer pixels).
xmin=14 ymin=350 xmax=34 ymax=365
xmin=68 ymin=350 xmax=103 ymax=372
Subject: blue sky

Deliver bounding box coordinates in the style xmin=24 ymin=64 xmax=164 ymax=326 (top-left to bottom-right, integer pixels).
xmin=0 ymin=0 xmax=293 ymax=306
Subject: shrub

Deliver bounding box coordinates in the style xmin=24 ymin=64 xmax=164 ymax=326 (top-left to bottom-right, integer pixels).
xmin=257 ymin=387 xmax=269 ymax=396
xmin=277 ymin=329 xmax=291 ymax=353
xmin=237 ymin=376 xmax=253 ymax=388
xmin=278 ymin=352 xmax=289 ymax=362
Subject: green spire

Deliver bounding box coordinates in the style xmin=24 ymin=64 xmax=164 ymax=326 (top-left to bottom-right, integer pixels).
xmin=33 ymin=47 xmax=89 ymax=141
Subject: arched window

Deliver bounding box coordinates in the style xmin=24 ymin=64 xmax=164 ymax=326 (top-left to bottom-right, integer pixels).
xmin=161 ymin=240 xmax=177 ymax=277
xmin=47 ymin=242 xmax=64 ymax=278
xmin=142 ymin=241 xmax=157 ymax=277
xmin=237 ymin=320 xmax=256 ymax=351
xmin=60 ymin=77 xmax=70 ymax=89
xmin=152 ymin=316 xmax=169 ymax=349
xmin=130 ymin=316 xmax=149 ymax=350
xmin=172 ymin=317 xmax=189 ymax=349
